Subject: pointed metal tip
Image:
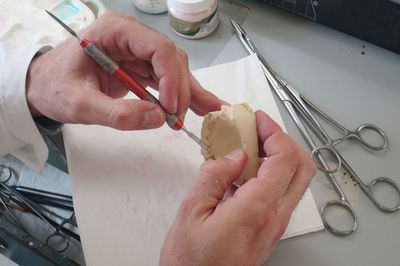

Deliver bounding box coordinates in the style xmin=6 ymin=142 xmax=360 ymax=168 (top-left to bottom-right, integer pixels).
xmin=200 ymin=141 xmax=209 ymax=152
xmin=45 ymin=9 xmax=81 ymax=41
xmin=230 ymin=18 xmax=245 ymax=36
xmin=230 ymin=18 xmax=239 ymax=27
xmin=181 ymin=126 xmax=209 ymax=151
xmin=230 ymin=18 xmax=257 ymax=55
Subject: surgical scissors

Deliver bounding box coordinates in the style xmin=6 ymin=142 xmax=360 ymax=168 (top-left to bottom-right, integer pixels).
xmin=231 ymin=19 xmax=400 ymax=236
xmin=0 ymin=165 xmax=76 ymax=252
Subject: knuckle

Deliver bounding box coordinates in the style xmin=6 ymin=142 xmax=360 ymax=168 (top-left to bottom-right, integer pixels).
xmin=309 ymin=158 xmax=317 ymax=177
xmin=108 ymin=101 xmax=137 ymax=129
xmin=264 ymin=130 xmax=284 ymax=151
xmin=162 ymin=39 xmax=177 ymax=54
xmin=199 ymin=160 xmax=219 ymax=176
xmin=112 ymin=26 xmax=126 ymax=41
xmin=276 ymin=150 xmax=298 ymax=177
xmin=301 ymin=154 xmax=317 ymax=182
xmin=276 ymin=133 xmax=294 ymax=153
xmin=199 ymin=158 xmax=232 ymax=179
xmin=285 ymin=146 xmax=299 ymax=165
xmin=178 ymin=49 xmax=189 ymax=65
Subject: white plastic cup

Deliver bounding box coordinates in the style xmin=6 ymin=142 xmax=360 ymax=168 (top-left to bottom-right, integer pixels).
xmin=167 ymin=0 xmax=219 ymax=39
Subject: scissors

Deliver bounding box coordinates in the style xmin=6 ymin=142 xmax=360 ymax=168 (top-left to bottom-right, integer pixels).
xmin=0 ymin=165 xmax=76 ymax=252
xmin=231 ymin=19 xmax=400 ymax=236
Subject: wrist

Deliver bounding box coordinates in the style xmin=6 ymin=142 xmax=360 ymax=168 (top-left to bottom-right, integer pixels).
xmin=26 ymin=49 xmax=49 ymax=118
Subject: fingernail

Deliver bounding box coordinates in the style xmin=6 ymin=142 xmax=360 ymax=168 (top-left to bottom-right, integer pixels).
xmin=224 ymin=149 xmax=244 ymax=161
xmin=220 ymin=99 xmax=230 ymax=106
xmin=179 ymin=110 xmax=187 ymax=121
xmin=142 ymin=108 xmax=164 ymax=128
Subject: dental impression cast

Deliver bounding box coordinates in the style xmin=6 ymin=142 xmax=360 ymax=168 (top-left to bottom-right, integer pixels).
xmin=201 ymin=103 xmax=260 ymax=186
xmin=167 ymin=0 xmax=219 ymax=39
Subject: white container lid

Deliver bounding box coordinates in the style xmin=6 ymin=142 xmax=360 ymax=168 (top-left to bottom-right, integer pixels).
xmin=168 ymin=0 xmax=215 ymax=13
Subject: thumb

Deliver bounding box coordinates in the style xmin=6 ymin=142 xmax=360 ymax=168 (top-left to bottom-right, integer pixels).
xmin=72 ymin=90 xmax=166 ymax=130
xmin=188 ymin=149 xmax=247 ymax=216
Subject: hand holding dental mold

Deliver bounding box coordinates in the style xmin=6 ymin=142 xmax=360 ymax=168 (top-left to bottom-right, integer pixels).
xmin=161 ymin=110 xmax=317 ymax=265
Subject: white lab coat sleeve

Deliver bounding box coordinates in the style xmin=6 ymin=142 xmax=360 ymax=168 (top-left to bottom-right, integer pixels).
xmin=0 ymin=43 xmax=53 ymax=172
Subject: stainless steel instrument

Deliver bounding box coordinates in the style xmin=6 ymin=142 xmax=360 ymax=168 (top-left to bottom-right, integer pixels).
xmin=231 ymin=18 xmax=400 ymax=236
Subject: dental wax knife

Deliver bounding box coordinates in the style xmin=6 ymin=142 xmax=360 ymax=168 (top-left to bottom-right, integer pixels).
xmin=46 ymin=10 xmax=208 ymax=151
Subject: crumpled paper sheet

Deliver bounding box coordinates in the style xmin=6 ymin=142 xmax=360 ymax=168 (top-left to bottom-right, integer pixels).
xmin=63 ymin=54 xmax=324 ymax=266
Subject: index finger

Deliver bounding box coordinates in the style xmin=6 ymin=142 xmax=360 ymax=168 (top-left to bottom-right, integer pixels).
xmin=189 ymin=73 xmax=223 ymax=116
xmin=255 ymin=110 xmax=298 ymax=193
xmin=126 ymin=24 xmax=180 ymax=114
xmin=229 ymin=111 xmax=299 ymax=218
xmin=255 ymin=110 xmax=283 ymax=143
xmin=256 ymin=110 xmax=282 ymax=158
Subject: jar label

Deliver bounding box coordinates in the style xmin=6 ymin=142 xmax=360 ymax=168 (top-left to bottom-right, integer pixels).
xmin=169 ymin=9 xmax=218 ymax=37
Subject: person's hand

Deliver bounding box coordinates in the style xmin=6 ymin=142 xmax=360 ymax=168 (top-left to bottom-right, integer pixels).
xmin=160 ymin=110 xmax=317 ymax=266
xmin=26 ymin=12 xmax=222 ymax=130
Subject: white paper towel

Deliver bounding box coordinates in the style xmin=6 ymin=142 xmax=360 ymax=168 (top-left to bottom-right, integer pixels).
xmin=63 ymin=54 xmax=324 ymax=266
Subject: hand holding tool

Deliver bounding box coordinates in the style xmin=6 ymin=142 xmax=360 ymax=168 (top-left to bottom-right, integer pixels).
xmin=46 ymin=10 xmax=208 ymax=151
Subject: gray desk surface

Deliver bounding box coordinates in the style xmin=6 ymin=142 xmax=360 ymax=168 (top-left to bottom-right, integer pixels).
xmin=105 ymin=0 xmax=400 ymax=265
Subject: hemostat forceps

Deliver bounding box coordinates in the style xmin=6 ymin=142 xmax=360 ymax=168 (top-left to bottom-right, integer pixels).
xmin=231 ymin=19 xmax=400 ymax=236
xmin=0 ymin=165 xmax=76 ymax=252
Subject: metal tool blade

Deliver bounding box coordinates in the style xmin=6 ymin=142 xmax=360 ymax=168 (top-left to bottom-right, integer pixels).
xmin=45 ymin=10 xmax=81 ymax=41
xmin=181 ymin=126 xmax=209 ymax=151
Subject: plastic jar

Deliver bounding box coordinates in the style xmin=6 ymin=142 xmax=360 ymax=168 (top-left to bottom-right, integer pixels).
xmin=167 ymin=0 xmax=219 ymax=39
xmin=132 ymin=0 xmax=168 ymax=14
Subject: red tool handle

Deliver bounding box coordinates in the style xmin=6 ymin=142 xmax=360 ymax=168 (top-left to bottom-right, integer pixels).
xmin=113 ymin=68 xmax=149 ymax=100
